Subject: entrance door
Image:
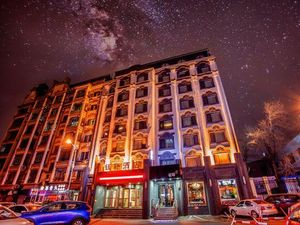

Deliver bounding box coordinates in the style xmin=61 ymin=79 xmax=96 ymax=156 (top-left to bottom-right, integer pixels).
xmin=158 ymin=183 xmax=175 ymax=207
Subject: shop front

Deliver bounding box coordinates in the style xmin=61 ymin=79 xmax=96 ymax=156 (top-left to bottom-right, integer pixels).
xmin=29 ymin=184 xmax=80 ymax=203
xmin=93 ymin=169 xmax=147 ymax=217
xmin=149 ymin=164 xmax=184 ymax=216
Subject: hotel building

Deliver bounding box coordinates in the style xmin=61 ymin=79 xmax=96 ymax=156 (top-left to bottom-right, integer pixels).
xmin=0 ymin=49 xmax=252 ymax=218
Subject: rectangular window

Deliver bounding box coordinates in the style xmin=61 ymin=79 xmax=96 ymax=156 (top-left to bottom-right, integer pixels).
xmin=0 ymin=143 xmax=12 ymax=154
xmin=217 ymin=179 xmax=239 ymax=204
xmin=182 ymin=115 xmax=197 ymax=127
xmin=6 ymin=172 xmax=16 ymax=184
xmin=60 ymin=150 xmax=71 ymax=161
xmin=186 ymin=157 xmax=202 ymax=167
xmin=39 ymin=136 xmax=49 ymax=146
xmin=54 ymin=169 xmax=66 ymax=181
xmin=28 ymin=170 xmax=37 ymax=183
xmin=72 ymin=103 xmax=83 ymax=112
xmin=206 ymin=111 xmax=222 ymax=123
xmin=34 ymin=152 xmax=44 ymax=163
xmin=69 ymin=117 xmax=79 ymax=127
xmin=76 ymin=90 xmax=86 ymax=98
xmin=20 ymin=138 xmax=29 ymax=149
xmin=135 ymin=103 xmax=147 ymax=113
xmin=187 ymin=182 xmax=206 ymax=206
xmin=13 ymin=155 xmax=22 ymax=165
xmin=159 ymin=119 xmax=173 ymax=130
xmin=50 ymin=108 xmax=58 ymax=117
xmin=79 ymin=152 xmax=89 ymax=161
xmin=54 ymin=95 xmax=63 ymax=104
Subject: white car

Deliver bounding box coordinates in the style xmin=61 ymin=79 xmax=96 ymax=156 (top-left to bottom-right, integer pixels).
xmin=229 ymin=199 xmax=278 ymax=218
xmin=9 ymin=204 xmax=41 ymax=213
xmin=0 ymin=205 xmax=33 ymax=225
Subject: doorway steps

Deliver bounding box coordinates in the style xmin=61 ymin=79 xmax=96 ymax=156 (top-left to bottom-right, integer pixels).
xmin=154 ymin=207 xmax=178 ymax=220
xmin=95 ymin=208 xmax=143 ymax=219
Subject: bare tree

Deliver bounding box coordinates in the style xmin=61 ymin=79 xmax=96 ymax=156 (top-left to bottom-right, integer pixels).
xmin=278 ymin=155 xmax=295 ymax=177
xmin=246 ymin=101 xmax=296 ymax=179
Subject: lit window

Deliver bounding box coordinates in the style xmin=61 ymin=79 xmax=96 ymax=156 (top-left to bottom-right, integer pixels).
xmin=187 ymin=182 xmax=206 ymax=206
xmin=217 ymin=179 xmax=239 ymax=204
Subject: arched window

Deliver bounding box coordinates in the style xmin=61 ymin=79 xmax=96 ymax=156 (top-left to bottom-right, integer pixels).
xmin=119 ymin=76 xmax=130 ymax=87
xmin=199 ymin=77 xmax=214 ymax=89
xmin=177 ymin=67 xmax=190 ymax=78
xmin=104 ymin=111 xmax=111 ymax=122
xmin=159 ymin=99 xmax=172 ymax=113
xmin=209 ymin=127 xmax=227 ymax=144
xmin=107 ymin=97 xmax=114 ymax=108
xmin=117 ymin=90 xmax=129 ymax=102
xmin=206 ymin=108 xmax=222 ymax=124
xmin=102 ymin=126 xmax=109 ymax=138
xmin=109 ymin=84 xmax=116 ymax=93
xmin=100 ymin=143 xmax=107 ymax=156
xmin=134 ymin=117 xmax=147 ymax=130
xmin=178 ymin=81 xmax=192 ymax=94
xmin=137 ymin=73 xmax=148 ymax=83
xmin=213 ymin=147 xmax=231 ymax=164
xmin=181 ymin=112 xmax=197 ymax=127
xmin=158 ymin=85 xmax=171 ymax=97
xmin=136 ymin=86 xmax=148 ymax=98
xmin=185 ymin=150 xmax=202 ymax=167
xmin=202 ymin=92 xmax=218 ymax=106
xmin=111 ymin=156 xmax=123 ymax=171
xmin=158 ymin=69 xmax=171 ymax=83
xmin=159 ymin=133 xmax=175 ymax=150
xmin=135 ymin=101 xmax=147 ymax=114
xmin=159 ymin=115 xmax=173 ymax=130
xmin=133 ymin=134 xmax=147 ymax=150
xmin=99 ymin=159 xmax=105 ymax=172
xmin=159 ymin=151 xmax=175 ymax=165
xmin=116 ymin=104 xmax=128 ymax=117
xmin=114 ymin=123 xmax=126 ymax=134
xmin=132 ymin=154 xmax=145 ymax=169
xmin=112 ymin=137 xmax=125 ymax=152
xmin=196 ymin=62 xmax=211 ymax=74
xmin=180 ymin=96 xmax=195 ymax=110
xmin=183 ymin=131 xmax=199 ymax=147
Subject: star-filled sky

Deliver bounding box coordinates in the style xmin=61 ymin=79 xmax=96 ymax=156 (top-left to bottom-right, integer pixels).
xmin=0 ymin=0 xmax=299 ymax=139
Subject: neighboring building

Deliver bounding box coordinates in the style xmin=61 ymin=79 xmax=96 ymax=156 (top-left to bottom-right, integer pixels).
xmin=247 ymin=159 xmax=278 ymax=199
xmin=0 ymin=49 xmax=252 ymax=217
xmin=281 ymin=134 xmax=300 ymax=174
xmin=280 ymin=134 xmax=300 ymax=194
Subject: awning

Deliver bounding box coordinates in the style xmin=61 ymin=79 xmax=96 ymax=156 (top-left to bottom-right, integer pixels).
xmin=96 ymin=169 xmax=145 ymax=185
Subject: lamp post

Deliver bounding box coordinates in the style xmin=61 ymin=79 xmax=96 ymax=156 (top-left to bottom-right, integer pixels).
xmin=65 ymin=138 xmax=78 ymax=199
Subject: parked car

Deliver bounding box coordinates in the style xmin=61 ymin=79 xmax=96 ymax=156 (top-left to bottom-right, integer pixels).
xmin=0 ymin=205 xmax=33 ymax=225
xmin=21 ymin=201 xmax=91 ymax=225
xmin=265 ymin=194 xmax=300 ymax=214
xmin=0 ymin=202 xmax=16 ymax=207
xmin=9 ymin=204 xmax=42 ymax=213
xmin=229 ymin=199 xmax=278 ymax=218
xmin=265 ymin=203 xmax=300 ymax=225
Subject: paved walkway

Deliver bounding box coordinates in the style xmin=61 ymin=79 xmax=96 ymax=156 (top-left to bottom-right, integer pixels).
xmin=89 ymin=215 xmax=231 ymax=225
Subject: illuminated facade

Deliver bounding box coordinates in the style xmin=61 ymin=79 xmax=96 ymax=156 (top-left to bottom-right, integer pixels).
xmin=0 ymin=49 xmax=252 ymax=217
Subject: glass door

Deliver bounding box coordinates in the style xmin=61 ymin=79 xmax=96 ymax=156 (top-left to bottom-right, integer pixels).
xmin=158 ymin=183 xmax=174 ymax=207
xmin=123 ymin=188 xmax=129 ymax=208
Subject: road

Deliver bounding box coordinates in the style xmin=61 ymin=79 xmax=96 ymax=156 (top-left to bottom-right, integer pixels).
xmin=89 ymin=216 xmax=231 ymax=225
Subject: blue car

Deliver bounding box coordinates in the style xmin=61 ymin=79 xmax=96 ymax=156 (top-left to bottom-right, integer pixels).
xmin=21 ymin=201 xmax=91 ymax=225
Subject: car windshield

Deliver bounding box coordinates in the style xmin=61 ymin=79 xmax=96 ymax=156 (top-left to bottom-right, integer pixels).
xmin=0 ymin=207 xmax=17 ymax=220
xmin=253 ymin=200 xmax=267 ymax=204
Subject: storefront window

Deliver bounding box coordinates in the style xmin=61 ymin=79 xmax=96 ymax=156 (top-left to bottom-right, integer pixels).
xmin=217 ymin=179 xmax=239 ymax=204
xmin=187 ymin=182 xmax=206 ymax=206
xmin=104 ymin=185 xmax=143 ymax=209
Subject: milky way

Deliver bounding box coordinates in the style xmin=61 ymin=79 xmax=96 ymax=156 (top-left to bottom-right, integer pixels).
xmin=0 ymin=0 xmax=299 ymax=138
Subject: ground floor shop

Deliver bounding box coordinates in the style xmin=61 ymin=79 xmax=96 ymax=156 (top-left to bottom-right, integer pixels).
xmin=93 ymin=154 xmax=252 ymax=218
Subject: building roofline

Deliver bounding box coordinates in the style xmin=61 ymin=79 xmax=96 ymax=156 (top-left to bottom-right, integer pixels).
xmin=70 ymin=48 xmax=210 ymax=87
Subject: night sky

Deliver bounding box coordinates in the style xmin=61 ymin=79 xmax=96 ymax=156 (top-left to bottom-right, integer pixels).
xmin=0 ymin=0 xmax=299 ymax=139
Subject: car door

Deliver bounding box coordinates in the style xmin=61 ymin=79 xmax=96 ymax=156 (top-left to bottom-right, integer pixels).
xmin=36 ymin=203 xmax=65 ymax=225
xmin=244 ymin=201 xmax=254 ymax=216
xmin=235 ymin=201 xmax=245 ymax=215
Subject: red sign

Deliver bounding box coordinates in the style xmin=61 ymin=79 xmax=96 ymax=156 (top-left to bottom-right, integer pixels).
xmin=96 ymin=169 xmax=145 ymax=185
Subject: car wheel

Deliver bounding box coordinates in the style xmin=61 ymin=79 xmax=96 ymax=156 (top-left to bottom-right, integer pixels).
xmin=72 ymin=218 xmax=85 ymax=225
xmin=251 ymin=210 xmax=259 ymax=218
xmin=231 ymin=210 xmax=237 ymax=217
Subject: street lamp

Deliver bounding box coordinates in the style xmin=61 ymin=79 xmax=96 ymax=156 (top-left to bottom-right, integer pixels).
xmin=65 ymin=138 xmax=78 ymax=198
